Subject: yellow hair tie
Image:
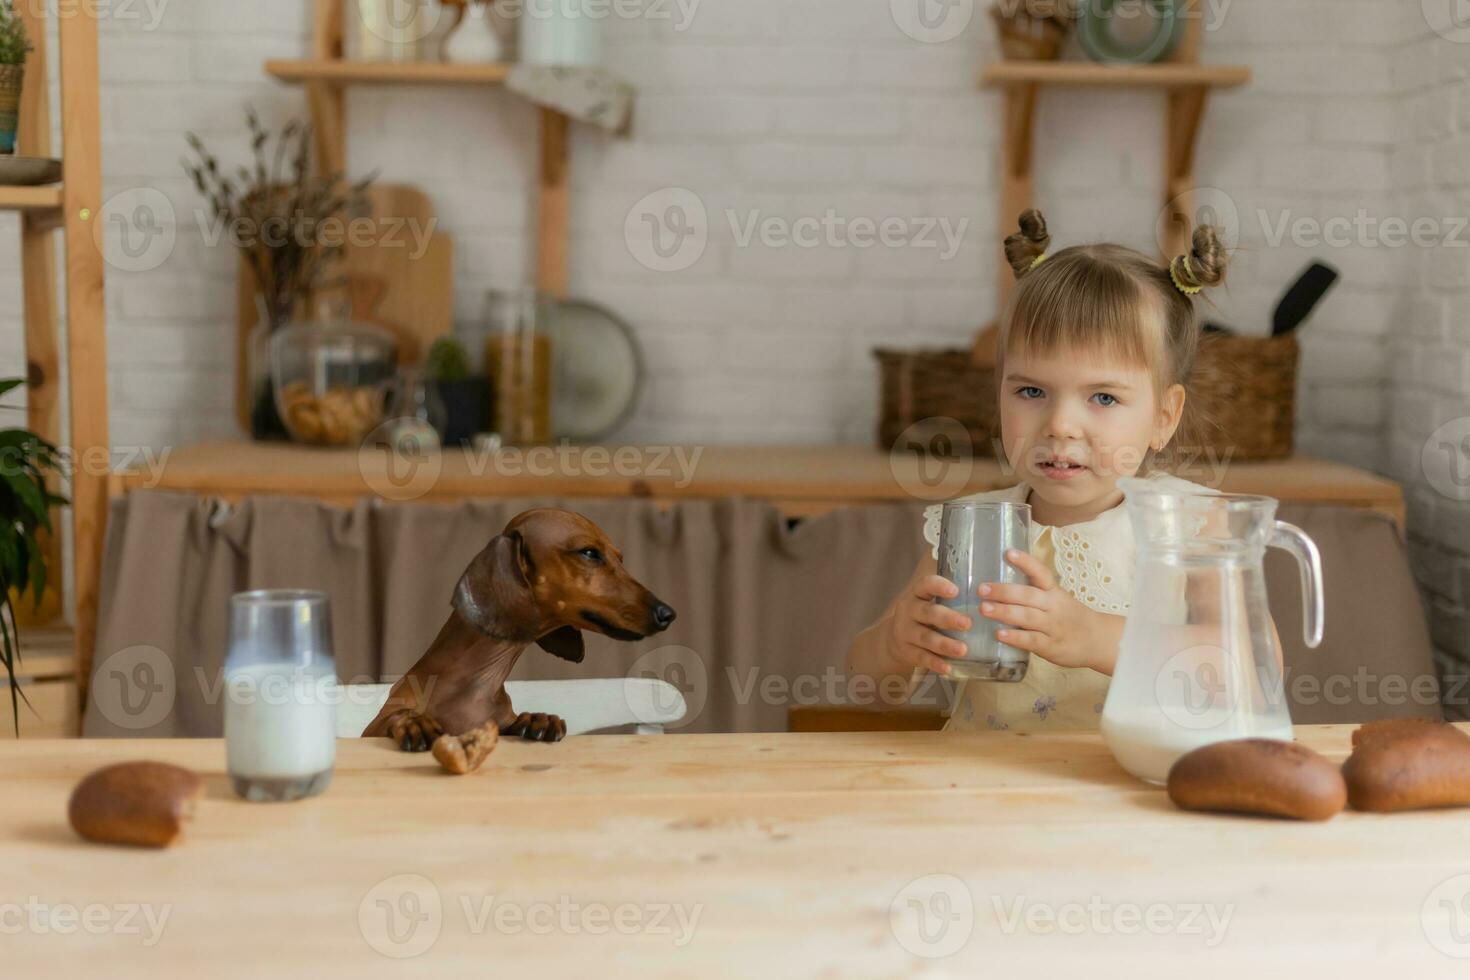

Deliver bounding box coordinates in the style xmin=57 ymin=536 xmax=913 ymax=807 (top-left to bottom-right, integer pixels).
xmin=1029 ymin=252 xmax=1048 ymax=270
xmin=1170 ymin=255 xmax=1202 ymax=295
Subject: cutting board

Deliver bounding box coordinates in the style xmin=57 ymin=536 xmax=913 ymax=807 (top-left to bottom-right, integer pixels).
xmin=234 ymin=184 xmax=455 ymax=432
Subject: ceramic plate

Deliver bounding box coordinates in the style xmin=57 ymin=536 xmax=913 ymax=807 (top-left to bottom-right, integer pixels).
xmin=545 ymin=299 xmax=643 ymax=442
xmin=0 ymin=156 xmax=62 ymax=186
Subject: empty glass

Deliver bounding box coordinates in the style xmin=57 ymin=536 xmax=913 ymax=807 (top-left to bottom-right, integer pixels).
xmin=934 ymin=500 xmax=1032 ymax=682
xmin=224 ymin=590 xmax=339 ymax=802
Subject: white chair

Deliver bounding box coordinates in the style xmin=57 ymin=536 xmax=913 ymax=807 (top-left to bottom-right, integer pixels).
xmin=335 ymin=678 xmax=687 ymax=739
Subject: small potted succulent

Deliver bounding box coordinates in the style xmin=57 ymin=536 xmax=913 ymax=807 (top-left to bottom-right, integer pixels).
xmin=0 ymin=379 xmax=68 ymax=735
xmin=0 ymin=0 xmax=33 ymax=154
xmin=425 ymin=336 xmax=492 ymax=446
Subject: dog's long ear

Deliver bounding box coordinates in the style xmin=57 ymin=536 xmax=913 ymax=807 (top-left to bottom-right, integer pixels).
xmin=536 ymin=625 xmax=585 ymax=663
xmin=452 ymin=532 xmax=538 ymax=640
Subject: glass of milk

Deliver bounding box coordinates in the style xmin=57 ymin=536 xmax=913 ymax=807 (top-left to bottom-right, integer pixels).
xmin=224 ymin=590 xmax=340 ymax=802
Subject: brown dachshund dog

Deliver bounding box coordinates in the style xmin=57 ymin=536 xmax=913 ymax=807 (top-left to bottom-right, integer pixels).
xmin=362 ymin=508 xmax=676 ymax=749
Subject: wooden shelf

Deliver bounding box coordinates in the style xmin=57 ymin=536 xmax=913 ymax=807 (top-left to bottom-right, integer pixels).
xmin=110 ymin=441 xmax=1406 ymax=527
xmin=982 ymin=60 xmax=1251 ymax=89
xmin=265 ymin=58 xmax=512 ymax=87
xmin=0 ymin=184 xmax=63 ymax=212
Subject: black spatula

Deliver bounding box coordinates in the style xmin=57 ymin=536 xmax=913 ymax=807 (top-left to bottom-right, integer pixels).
xmin=1271 ymin=261 xmax=1339 ymax=337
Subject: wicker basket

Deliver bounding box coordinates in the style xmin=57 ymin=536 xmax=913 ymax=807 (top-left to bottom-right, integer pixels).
xmin=875 ymin=348 xmax=999 ymax=456
xmin=1188 ymin=333 xmax=1299 ymax=461
xmin=877 ymin=334 xmax=1300 ymax=463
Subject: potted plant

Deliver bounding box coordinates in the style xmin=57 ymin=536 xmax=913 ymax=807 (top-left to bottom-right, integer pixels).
xmin=0 ymin=379 xmax=68 ymax=735
xmin=0 ymin=0 xmax=32 ymax=154
xmin=183 ymin=109 xmax=375 ymax=439
xmin=425 ymin=336 xmax=492 ymax=446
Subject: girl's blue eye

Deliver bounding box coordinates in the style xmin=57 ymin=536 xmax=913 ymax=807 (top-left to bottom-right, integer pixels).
xmin=1092 ymin=392 xmax=1118 ymax=407
xmin=1017 ymin=386 xmax=1044 ymax=399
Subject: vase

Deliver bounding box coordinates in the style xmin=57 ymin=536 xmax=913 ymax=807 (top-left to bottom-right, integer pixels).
xmin=0 ymin=65 xmax=23 ymax=155
xmin=442 ymin=1 xmax=507 ymax=62
xmin=519 ymin=0 xmax=601 ymax=67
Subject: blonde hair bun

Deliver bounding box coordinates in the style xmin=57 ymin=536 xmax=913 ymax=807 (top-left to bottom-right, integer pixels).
xmin=1004 ymin=208 xmax=1051 ymax=280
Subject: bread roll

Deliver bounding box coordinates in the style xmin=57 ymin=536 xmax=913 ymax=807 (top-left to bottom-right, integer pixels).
xmin=1350 ymin=717 xmax=1468 ymax=750
xmin=432 ymin=721 xmax=500 ymax=775
xmin=1167 ymin=738 xmax=1346 ymax=821
xmin=68 ymin=761 xmax=203 ymax=847
xmin=1343 ymin=721 xmax=1470 ymax=812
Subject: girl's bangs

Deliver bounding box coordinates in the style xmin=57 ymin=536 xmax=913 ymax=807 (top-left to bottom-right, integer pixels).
xmin=1002 ymin=260 xmax=1164 ymax=372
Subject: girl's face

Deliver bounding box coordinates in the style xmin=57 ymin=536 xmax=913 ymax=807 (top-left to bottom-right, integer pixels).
xmin=999 ymin=346 xmax=1185 ymax=515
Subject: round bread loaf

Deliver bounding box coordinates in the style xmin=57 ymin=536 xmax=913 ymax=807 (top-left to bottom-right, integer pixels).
xmin=1166 ymin=738 xmax=1346 ymax=821
xmin=68 ymin=761 xmax=203 ymax=847
xmin=1343 ymin=722 xmax=1470 ymax=812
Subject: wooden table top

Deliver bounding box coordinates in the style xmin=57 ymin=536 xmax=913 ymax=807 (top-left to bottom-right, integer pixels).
xmin=111 ymin=442 xmax=1404 ymax=522
xmin=6 ymin=727 xmax=1467 ymax=975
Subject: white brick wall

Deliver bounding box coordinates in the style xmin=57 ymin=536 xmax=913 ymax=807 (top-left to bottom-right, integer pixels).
xmin=1386 ymin=3 xmax=1470 ymax=718
xmin=0 ymin=0 xmax=1406 ymax=451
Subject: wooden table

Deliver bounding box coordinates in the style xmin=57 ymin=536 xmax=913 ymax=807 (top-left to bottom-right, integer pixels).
xmin=6 ymin=727 xmax=1468 ymax=975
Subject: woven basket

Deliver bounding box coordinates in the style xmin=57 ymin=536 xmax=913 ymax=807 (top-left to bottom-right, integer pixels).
xmin=875 ymin=348 xmax=999 ymax=456
xmin=877 ymin=334 xmax=1300 ymax=462
xmin=1188 ymin=333 xmax=1299 ymax=461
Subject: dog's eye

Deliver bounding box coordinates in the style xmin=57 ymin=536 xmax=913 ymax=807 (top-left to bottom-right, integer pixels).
xmin=578 ymin=547 xmax=604 ymax=564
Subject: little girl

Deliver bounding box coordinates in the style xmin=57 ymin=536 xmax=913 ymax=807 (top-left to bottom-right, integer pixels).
xmin=848 ymin=208 xmax=1231 ymax=732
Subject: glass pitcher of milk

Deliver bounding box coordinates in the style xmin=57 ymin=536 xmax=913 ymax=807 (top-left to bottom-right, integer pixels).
xmin=1100 ymin=479 xmax=1324 ymax=785
xmin=224 ymin=590 xmax=339 ymax=802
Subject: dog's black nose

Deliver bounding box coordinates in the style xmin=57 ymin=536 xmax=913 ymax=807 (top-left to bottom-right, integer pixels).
xmin=652 ymin=603 xmax=677 ymax=630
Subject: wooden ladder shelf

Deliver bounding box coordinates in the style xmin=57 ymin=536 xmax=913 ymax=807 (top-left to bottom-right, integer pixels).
xmin=7 ymin=0 xmax=111 ymax=728
xmin=980 ymin=18 xmax=1250 ymax=313
xmin=265 ymin=0 xmax=616 ymax=299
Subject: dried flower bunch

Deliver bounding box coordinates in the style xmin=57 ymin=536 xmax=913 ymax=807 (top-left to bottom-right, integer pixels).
xmin=183 ymin=108 xmax=375 ymax=331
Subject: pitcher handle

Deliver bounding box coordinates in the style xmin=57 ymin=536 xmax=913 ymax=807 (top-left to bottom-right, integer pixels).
xmin=1269 ymin=520 xmax=1324 ymax=649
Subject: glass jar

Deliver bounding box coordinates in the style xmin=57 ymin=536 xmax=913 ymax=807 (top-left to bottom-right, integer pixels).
xmin=380 ymin=364 xmax=448 ymax=453
xmin=483 ymin=288 xmax=553 ymax=446
xmin=224 ymin=590 xmax=339 ymax=803
xmin=272 ymin=310 xmax=398 ymax=448
xmin=347 ymin=0 xmax=432 ymax=62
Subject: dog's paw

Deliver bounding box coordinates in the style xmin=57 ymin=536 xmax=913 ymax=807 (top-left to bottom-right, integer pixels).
xmin=502 ymin=712 xmax=567 ymax=743
xmin=388 ymin=711 xmax=444 ymax=752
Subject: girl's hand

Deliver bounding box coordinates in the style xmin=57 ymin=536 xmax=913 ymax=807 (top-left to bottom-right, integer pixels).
xmin=978 ymin=550 xmax=1124 ymax=675
xmin=883 ymin=574 xmax=973 ymax=677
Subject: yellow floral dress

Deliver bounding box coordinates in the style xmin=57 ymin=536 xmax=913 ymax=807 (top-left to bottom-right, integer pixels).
xmin=922 ymin=470 xmax=1217 ymax=733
